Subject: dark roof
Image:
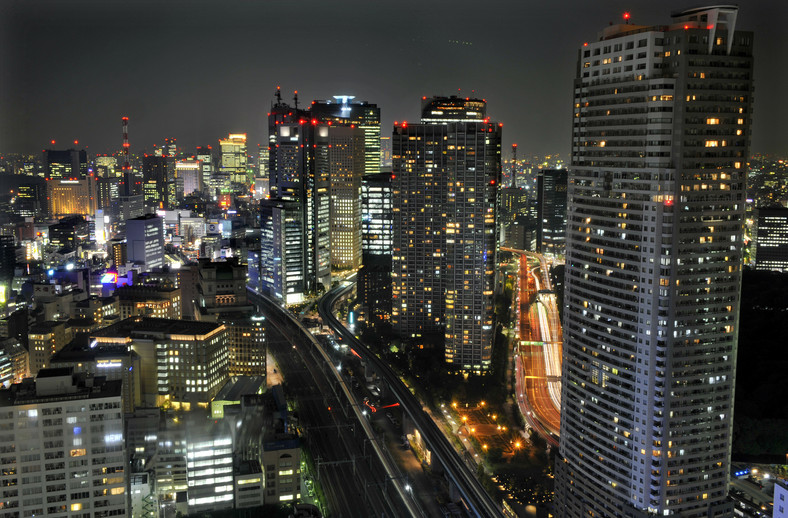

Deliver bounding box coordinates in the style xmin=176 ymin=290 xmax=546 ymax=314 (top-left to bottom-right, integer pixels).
xmin=93 ymin=316 xmax=222 ymax=339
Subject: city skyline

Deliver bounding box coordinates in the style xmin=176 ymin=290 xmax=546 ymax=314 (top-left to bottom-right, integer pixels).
xmin=1 ymin=0 xmax=786 ymax=157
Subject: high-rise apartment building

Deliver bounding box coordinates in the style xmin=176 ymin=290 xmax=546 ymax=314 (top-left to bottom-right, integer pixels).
xmin=127 ymin=214 xmax=165 ymax=271
xmin=754 ymin=207 xmax=788 ymax=271
xmin=392 ymin=96 xmax=500 ymax=373
xmin=536 ymin=168 xmax=568 ymax=256
xmin=557 ymin=6 xmax=753 ymax=517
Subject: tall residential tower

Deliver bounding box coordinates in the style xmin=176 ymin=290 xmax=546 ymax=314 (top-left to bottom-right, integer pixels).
xmin=557 ymin=6 xmax=753 ymax=518
xmin=392 ymin=96 xmax=500 ymax=373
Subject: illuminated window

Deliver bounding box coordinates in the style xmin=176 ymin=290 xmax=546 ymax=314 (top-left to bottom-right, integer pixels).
xmin=704 ymin=141 xmax=719 ymax=147
xmin=706 ymin=118 xmax=720 ymax=125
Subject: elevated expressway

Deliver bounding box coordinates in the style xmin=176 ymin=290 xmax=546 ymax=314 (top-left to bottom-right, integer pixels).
xmin=501 ymin=248 xmax=562 ymax=448
xmin=319 ymin=282 xmax=504 ymax=518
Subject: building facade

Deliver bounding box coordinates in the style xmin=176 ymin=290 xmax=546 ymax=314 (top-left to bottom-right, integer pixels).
xmin=126 ymin=214 xmax=165 ymax=271
xmin=536 ymin=169 xmax=568 ymax=256
xmin=392 ymin=96 xmax=500 ymax=373
xmin=754 ymin=207 xmax=788 ymax=271
xmin=557 ymin=6 xmax=753 ymax=517
xmin=0 ymin=369 xmax=127 ymax=518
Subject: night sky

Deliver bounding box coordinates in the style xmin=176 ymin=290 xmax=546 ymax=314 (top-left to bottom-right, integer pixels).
xmin=1 ymin=0 xmax=786 ymax=158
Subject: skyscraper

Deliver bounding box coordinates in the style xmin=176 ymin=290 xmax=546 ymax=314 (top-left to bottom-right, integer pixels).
xmin=754 ymin=207 xmax=788 ymax=271
xmin=556 ymin=6 xmax=753 ymax=517
xmin=536 ymin=168 xmax=568 ymax=256
xmin=311 ymin=96 xmax=381 ymax=175
xmin=43 ymin=149 xmax=87 ymax=179
xmin=142 ymin=154 xmax=171 ymax=210
xmin=219 ymin=133 xmax=249 ymax=186
xmin=127 ymin=214 xmax=165 ymax=271
xmin=392 ymin=96 xmax=500 ymax=373
xmin=360 ymin=172 xmax=393 ymax=328
xmin=327 ymin=125 xmax=365 ymax=269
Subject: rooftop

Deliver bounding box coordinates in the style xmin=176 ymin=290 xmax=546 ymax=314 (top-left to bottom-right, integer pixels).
xmin=93 ymin=316 xmax=222 ymax=340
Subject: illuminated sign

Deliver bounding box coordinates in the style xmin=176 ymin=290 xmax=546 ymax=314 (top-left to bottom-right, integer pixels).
xmin=101 ymin=272 xmax=118 ymax=284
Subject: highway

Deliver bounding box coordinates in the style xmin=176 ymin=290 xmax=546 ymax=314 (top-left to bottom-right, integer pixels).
xmin=250 ymin=288 xmax=422 ymax=518
xmin=319 ymin=282 xmax=504 ymax=518
xmin=501 ymin=247 xmax=562 ymax=448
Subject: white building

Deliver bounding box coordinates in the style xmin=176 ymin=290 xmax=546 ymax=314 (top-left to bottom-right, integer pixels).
xmin=127 ymin=214 xmax=164 ymax=272
xmin=557 ymin=6 xmax=753 ymax=518
xmin=775 ymin=481 xmax=788 ymax=518
xmin=0 ymin=368 xmax=127 ymax=517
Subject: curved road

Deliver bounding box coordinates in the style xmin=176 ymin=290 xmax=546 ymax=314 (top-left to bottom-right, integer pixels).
xmin=501 ymin=248 xmax=562 ymax=448
xmin=319 ymin=283 xmax=504 ymax=518
xmin=250 ymin=288 xmax=422 ymax=518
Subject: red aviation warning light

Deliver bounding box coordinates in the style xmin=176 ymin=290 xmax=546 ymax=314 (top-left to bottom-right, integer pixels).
xmin=623 ymin=12 xmax=631 ymax=22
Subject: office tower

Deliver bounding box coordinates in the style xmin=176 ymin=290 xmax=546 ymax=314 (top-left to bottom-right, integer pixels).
xmin=126 ymin=214 xmax=165 ymax=271
xmin=43 ymin=148 xmax=87 ymax=179
xmin=14 ymin=182 xmax=44 ymax=217
xmin=48 ymin=215 xmax=90 ymax=250
xmin=267 ymin=106 xmax=331 ymax=295
xmin=556 ymin=7 xmax=753 ymax=518
xmin=754 ymin=207 xmax=788 ymax=271
xmin=95 ymin=155 xmax=118 ymax=177
xmin=0 ymin=368 xmax=127 ymax=517
xmin=175 ymin=159 xmax=203 ymax=199
xmin=311 ymin=96 xmax=382 ymax=175
xmin=219 ymin=133 xmax=249 ymax=185
xmin=162 ymin=136 xmax=178 ymax=157
xmin=0 ymin=235 xmax=16 ymax=284
xmin=96 ymin=176 xmax=120 ymax=210
xmin=257 ymin=199 xmax=305 ymax=303
xmin=142 ymin=154 xmax=171 ymax=210
xmin=392 ymin=96 xmax=500 ymax=373
xmin=93 ymin=316 xmax=228 ymax=409
xmin=327 ymin=125 xmax=365 ymax=269
xmin=536 ymin=169 xmax=568 ymax=256
xmin=499 ymin=185 xmax=528 ymax=247
xmin=27 ymin=320 xmax=68 ymax=375
xmin=380 ymin=136 xmax=392 ymax=168
xmin=47 ymin=176 xmax=98 ymax=218
xmin=360 ymin=172 xmax=393 ymax=327
xmin=194 ymin=259 xmax=266 ymax=377
xmin=196 ymin=146 xmax=214 ymax=193
xmin=116 ymin=283 xmax=183 ymax=319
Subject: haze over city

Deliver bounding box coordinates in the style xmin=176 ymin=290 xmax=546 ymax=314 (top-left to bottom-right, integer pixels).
xmin=2 ymin=0 xmax=787 ymax=155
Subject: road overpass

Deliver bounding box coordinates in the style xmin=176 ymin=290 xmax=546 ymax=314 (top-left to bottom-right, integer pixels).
xmin=318 ymin=282 xmax=504 ymax=518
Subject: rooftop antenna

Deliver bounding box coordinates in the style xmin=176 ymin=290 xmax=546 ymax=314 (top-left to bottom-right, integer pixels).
xmin=511 ymin=143 xmax=518 ymax=188
xmin=275 ymin=86 xmax=282 ymax=105
xmin=121 ymin=116 xmax=131 ymax=195
xmin=293 ymin=90 xmax=299 ymax=111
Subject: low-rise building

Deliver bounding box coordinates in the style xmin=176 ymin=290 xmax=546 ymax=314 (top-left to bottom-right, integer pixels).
xmin=92 ymin=317 xmax=228 ymax=409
